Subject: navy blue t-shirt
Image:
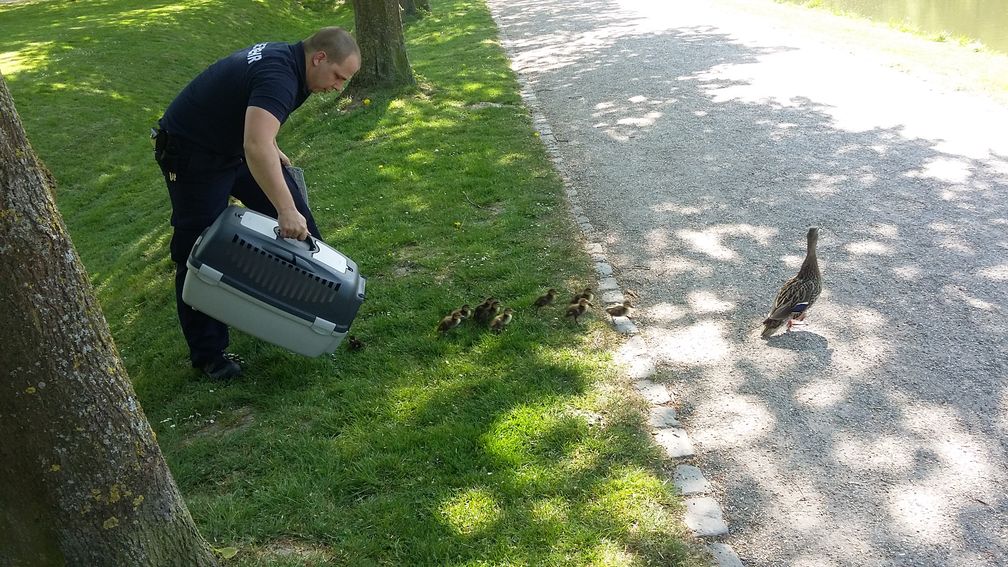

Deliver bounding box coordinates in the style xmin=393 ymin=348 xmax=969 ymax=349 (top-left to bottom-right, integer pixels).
xmin=160 ymin=41 xmax=310 ymax=157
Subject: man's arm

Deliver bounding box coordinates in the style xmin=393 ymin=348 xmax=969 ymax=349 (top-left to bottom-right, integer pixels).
xmin=244 ymin=106 xmax=308 ymax=239
xmin=274 ymin=138 xmax=292 ymax=167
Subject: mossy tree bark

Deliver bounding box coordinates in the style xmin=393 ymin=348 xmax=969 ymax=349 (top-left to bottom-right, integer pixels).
xmin=0 ymin=71 xmax=219 ymax=566
xmin=350 ymin=0 xmax=416 ymax=92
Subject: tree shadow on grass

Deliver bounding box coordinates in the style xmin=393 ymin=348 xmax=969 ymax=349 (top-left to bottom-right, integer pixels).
xmin=168 ymin=320 xmax=705 ymax=565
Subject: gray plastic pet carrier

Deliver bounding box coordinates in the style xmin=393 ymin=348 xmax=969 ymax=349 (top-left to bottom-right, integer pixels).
xmin=182 ymin=205 xmax=366 ymax=356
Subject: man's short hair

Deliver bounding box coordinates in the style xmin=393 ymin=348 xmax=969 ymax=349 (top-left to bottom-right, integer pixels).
xmin=304 ymin=27 xmax=359 ymax=63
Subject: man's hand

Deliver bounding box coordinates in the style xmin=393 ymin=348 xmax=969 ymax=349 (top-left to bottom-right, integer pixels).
xmin=277 ymin=208 xmax=308 ymax=240
xmin=277 ymin=146 xmax=292 ymax=167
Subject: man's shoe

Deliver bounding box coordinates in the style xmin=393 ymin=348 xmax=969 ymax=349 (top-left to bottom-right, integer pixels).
xmin=199 ymin=354 xmax=241 ymax=380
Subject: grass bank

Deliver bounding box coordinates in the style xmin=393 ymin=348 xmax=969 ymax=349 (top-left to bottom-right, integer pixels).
xmin=0 ymin=0 xmax=707 ymax=564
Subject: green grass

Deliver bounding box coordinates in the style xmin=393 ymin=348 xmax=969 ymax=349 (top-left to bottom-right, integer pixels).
xmin=779 ymin=0 xmax=996 ymax=52
xmin=1 ymin=0 xmax=708 ymax=564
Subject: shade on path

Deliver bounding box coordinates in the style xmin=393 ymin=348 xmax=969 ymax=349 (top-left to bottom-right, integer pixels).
xmin=487 ymin=1 xmax=1008 ymax=565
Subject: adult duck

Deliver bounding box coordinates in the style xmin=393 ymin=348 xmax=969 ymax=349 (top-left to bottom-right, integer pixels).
xmin=762 ymin=227 xmax=822 ymax=338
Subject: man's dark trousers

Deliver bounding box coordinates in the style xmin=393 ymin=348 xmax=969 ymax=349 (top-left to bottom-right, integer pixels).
xmin=156 ymin=140 xmax=321 ymax=367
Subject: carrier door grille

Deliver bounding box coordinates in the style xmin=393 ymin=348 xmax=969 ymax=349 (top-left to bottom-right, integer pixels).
xmin=228 ymin=234 xmax=342 ymax=305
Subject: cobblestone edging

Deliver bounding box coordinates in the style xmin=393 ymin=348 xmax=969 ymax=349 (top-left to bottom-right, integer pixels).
xmin=494 ymin=34 xmax=744 ymax=567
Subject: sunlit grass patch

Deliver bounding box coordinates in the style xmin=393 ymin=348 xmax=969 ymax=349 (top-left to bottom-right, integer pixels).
xmin=441 ymin=487 xmax=502 ymax=536
xmin=0 ymin=42 xmax=51 ymax=75
xmin=107 ymin=1 xmax=213 ymax=28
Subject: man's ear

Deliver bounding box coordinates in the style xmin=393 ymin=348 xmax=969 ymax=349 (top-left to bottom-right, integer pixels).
xmin=312 ymin=51 xmax=327 ymax=66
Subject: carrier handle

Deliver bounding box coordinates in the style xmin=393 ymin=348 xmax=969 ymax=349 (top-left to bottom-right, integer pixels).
xmin=273 ymin=226 xmax=320 ymax=254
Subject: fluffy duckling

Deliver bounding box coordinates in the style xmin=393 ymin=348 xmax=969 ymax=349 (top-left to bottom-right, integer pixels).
xmin=473 ymin=297 xmax=495 ymax=322
xmin=569 ymin=287 xmax=594 ymax=305
xmin=451 ymin=304 xmax=472 ymax=321
xmin=437 ymin=312 xmax=463 ymax=334
xmin=565 ymin=298 xmax=593 ymax=323
xmin=533 ymin=288 xmax=557 ymax=310
xmin=762 ymin=227 xmax=823 ymax=338
xmin=476 ymin=300 xmax=501 ymax=324
xmin=489 ymin=308 xmax=514 ymax=333
xmin=605 ymin=300 xmax=634 ymax=321
xmin=346 ymin=335 xmax=366 ymax=351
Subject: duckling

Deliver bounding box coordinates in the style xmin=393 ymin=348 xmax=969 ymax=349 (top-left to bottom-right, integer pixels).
xmin=762 ymin=227 xmax=823 ymax=338
xmin=533 ymin=288 xmax=557 ymax=310
xmin=489 ymin=308 xmax=514 ymax=333
xmin=437 ymin=312 xmax=463 ymax=334
xmin=450 ymin=304 xmax=472 ymax=321
xmin=472 ymin=297 xmax=496 ymax=322
xmin=476 ymin=300 xmax=501 ymax=324
xmin=346 ymin=335 xmax=366 ymax=351
xmin=569 ymin=286 xmax=594 ymax=305
xmin=565 ymin=298 xmax=593 ymax=323
xmin=605 ymin=300 xmax=634 ymax=321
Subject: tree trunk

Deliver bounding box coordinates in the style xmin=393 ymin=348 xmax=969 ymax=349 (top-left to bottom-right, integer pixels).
xmin=0 ymin=71 xmax=219 ymax=566
xmin=351 ymin=0 xmax=415 ymax=92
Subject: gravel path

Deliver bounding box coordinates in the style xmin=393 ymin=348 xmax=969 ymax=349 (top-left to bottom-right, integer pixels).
xmin=486 ymin=0 xmax=1008 ymax=565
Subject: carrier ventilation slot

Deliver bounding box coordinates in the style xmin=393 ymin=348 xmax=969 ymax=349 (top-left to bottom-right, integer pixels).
xmin=229 ymin=235 xmax=342 ymax=304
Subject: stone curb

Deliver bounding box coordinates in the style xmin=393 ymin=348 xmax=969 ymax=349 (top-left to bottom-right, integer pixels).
xmin=708 ymin=543 xmax=745 ymax=567
xmin=685 ymin=496 xmax=730 ymax=537
xmin=490 ymin=10 xmax=744 ymax=566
